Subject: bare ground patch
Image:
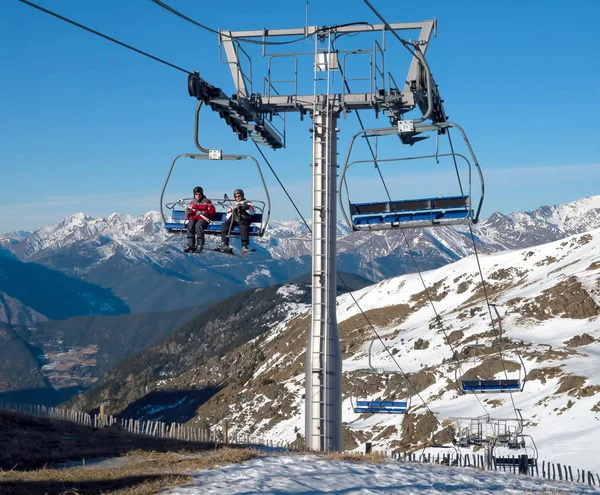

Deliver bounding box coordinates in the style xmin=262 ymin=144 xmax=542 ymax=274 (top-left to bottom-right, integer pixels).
xmin=410 ymin=280 xmax=448 ymax=311
xmin=488 ymin=267 xmax=528 ymax=281
xmin=525 ymin=366 xmax=564 ymax=384
xmin=555 ymin=375 xmax=587 ymax=395
xmin=517 ymin=277 xmax=599 ymax=320
xmin=521 ymin=346 xmax=580 ymax=363
xmin=456 ymin=280 xmax=472 ymax=294
xmin=445 ymin=330 xmax=464 ymax=346
xmin=460 ymin=359 xmax=521 ymax=382
xmin=535 ymin=256 xmax=559 ymax=267
xmin=339 ymin=304 xmax=412 ymax=353
xmin=564 ymin=333 xmax=597 ymax=347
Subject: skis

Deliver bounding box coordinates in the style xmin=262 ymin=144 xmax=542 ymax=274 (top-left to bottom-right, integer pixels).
xmin=212 ymin=248 xmax=256 ymax=257
xmin=168 ymin=247 xmax=255 ymax=256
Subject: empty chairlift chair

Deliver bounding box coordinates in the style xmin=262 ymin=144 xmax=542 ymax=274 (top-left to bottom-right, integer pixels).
xmin=349 ymin=339 xmax=410 ymax=415
xmin=456 ymin=343 xmax=526 ymax=394
xmin=454 ymin=415 xmax=492 ymax=448
xmin=493 ymin=433 xmax=538 ymax=468
xmin=339 ymin=122 xmax=484 ymax=232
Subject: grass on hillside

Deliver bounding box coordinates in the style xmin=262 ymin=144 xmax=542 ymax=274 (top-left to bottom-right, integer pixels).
xmin=0 ymin=410 xmax=231 ymax=472
xmin=0 ymin=448 xmax=259 ymax=494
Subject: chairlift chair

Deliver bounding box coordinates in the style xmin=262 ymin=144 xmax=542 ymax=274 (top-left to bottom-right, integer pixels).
xmin=160 ymin=152 xmax=271 ymax=237
xmin=349 ymin=338 xmax=410 ymax=415
xmin=339 ymin=121 xmax=484 ymax=231
xmin=420 ymin=441 xmax=460 ymax=465
xmin=455 ymin=343 xmax=527 ymax=394
xmin=160 ymin=100 xmax=272 ymax=238
xmin=493 ymin=433 xmax=538 ymax=467
xmin=454 ymin=415 xmax=492 ymax=448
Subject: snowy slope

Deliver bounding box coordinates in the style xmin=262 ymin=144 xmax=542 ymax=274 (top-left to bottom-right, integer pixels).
xmin=164 ymin=453 xmax=600 ymax=494
xmin=157 ymin=227 xmax=600 ymax=473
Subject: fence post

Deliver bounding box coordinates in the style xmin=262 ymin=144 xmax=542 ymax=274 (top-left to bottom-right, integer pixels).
xmin=222 ymin=419 xmax=228 ymax=444
xmin=518 ymin=455 xmax=528 ymax=475
xmin=365 ymin=442 xmax=372 ymax=454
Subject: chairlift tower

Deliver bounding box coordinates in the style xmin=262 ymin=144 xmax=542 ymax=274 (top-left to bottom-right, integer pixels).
xmin=199 ymin=15 xmax=438 ymax=452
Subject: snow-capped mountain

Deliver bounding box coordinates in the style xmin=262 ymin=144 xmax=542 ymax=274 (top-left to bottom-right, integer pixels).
xmin=75 ymin=226 xmax=600 ymax=474
xmin=3 ymin=195 xmax=600 ymax=316
xmin=475 ymin=195 xmax=600 ymax=249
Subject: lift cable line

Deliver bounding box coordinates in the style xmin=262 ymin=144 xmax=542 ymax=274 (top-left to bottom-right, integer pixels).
xmin=250 ymin=114 xmax=456 ymax=438
xmin=335 ymin=56 xmax=490 ymax=420
xmin=467 ymin=225 xmax=522 ymax=418
xmin=17 ymin=0 xmax=193 ymax=75
xmin=251 ymin=141 xmax=312 ymax=232
xmin=18 ymin=0 xmax=287 ymax=149
xmin=150 ymin=0 xmax=373 ymax=46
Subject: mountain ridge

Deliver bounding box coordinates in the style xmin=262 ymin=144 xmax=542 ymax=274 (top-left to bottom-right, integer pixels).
xmin=2 ymin=195 xmax=599 ymax=318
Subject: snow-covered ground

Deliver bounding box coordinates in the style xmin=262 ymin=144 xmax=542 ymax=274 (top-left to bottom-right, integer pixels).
xmin=216 ymin=227 xmax=600 ymax=474
xmin=164 ymin=454 xmax=600 ymax=494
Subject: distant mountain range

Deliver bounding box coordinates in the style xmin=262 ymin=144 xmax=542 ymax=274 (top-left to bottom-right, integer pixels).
xmin=2 ymin=196 xmax=600 ymax=318
xmin=1 ymin=195 xmax=600 ymax=405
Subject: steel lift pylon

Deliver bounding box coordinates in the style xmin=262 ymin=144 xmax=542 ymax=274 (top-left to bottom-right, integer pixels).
xmin=187 ymin=13 xmax=442 ymax=452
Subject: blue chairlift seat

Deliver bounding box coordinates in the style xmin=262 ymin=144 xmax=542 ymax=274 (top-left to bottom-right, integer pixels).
xmin=350 ymin=195 xmax=473 ymax=230
xmin=354 ymin=400 xmax=407 ymax=414
xmin=461 ymin=379 xmax=521 ymax=393
xmin=164 ymin=210 xmax=263 ymax=236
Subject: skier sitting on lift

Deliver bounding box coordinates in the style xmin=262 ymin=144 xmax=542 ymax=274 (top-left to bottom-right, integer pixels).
xmin=218 ymin=189 xmax=255 ymax=254
xmin=185 ymin=186 xmax=215 ymax=253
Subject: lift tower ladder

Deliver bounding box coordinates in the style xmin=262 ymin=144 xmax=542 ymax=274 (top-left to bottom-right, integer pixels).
xmin=307 ymin=30 xmax=342 ymax=452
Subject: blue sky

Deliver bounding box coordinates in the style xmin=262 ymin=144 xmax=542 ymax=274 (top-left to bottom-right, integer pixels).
xmin=1 ymin=0 xmax=599 ymax=233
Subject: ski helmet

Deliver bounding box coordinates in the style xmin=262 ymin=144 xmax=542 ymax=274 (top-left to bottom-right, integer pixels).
xmin=193 ymin=186 xmax=203 ymax=195
xmin=233 ymin=189 xmax=244 ymax=198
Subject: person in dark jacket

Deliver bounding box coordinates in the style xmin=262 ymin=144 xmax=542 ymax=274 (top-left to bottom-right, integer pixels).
xmin=185 ymin=186 xmax=215 ymax=253
xmin=218 ymin=189 xmax=255 ymax=254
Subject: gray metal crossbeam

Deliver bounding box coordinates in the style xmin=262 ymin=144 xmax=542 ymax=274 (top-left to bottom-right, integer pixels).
xmin=222 ymin=22 xmax=433 ymax=39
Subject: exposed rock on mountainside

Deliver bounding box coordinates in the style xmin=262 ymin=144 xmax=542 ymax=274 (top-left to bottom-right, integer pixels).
xmin=70 ymin=283 xmax=312 ymax=419
xmin=72 ymin=227 xmax=600 ymax=472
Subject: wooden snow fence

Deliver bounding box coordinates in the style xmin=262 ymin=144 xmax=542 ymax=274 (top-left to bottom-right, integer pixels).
xmin=0 ymin=401 xmax=297 ymax=450
xmin=1 ymin=401 xmax=597 ymax=486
